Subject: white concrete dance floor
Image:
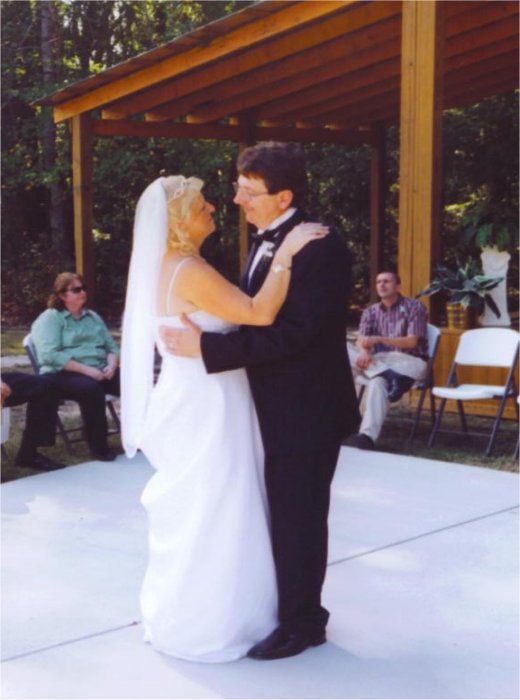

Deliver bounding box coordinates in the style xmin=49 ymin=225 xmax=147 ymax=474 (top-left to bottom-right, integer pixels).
xmin=1 ymin=447 xmax=519 ymax=700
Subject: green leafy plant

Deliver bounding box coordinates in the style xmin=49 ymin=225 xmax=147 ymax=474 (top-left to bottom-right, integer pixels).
xmin=459 ymin=199 xmax=518 ymax=251
xmin=417 ymin=259 xmax=503 ymax=317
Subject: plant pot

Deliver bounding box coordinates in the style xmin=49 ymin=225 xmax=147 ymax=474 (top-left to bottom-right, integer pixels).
xmin=445 ymin=303 xmax=473 ymax=330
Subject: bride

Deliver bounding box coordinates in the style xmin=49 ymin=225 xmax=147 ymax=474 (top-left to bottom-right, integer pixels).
xmin=121 ymin=175 xmax=327 ymax=662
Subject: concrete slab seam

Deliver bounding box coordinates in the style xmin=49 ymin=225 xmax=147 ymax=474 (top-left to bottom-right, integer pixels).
xmin=2 ymin=621 xmax=142 ymax=664
xmin=328 ymin=504 xmax=519 ymax=567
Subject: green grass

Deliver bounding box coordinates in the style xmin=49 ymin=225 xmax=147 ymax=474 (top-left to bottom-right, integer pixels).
xmin=1 ymin=328 xmax=28 ymax=357
xmin=357 ymin=404 xmax=518 ymax=473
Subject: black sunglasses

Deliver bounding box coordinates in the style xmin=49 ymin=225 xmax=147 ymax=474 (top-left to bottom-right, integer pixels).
xmin=66 ymin=285 xmax=87 ymax=294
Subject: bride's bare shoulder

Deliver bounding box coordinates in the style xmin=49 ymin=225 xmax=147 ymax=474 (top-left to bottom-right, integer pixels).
xmin=161 ymin=253 xmax=205 ymax=276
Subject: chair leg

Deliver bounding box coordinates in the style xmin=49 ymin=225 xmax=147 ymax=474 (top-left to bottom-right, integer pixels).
xmin=428 ymin=397 xmax=446 ymax=448
xmin=407 ymin=388 xmax=426 ymax=446
xmin=56 ymin=415 xmax=75 ymax=455
xmin=456 ymin=401 xmax=468 ymax=433
xmin=484 ymin=395 xmax=509 ymax=458
xmin=429 ymin=390 xmax=436 ymax=426
xmin=106 ymin=400 xmax=120 ymax=432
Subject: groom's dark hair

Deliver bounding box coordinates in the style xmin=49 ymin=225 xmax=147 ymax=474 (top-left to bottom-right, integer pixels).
xmin=237 ymin=142 xmax=308 ymax=208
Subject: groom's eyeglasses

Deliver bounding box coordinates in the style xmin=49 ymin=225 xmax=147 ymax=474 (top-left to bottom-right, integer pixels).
xmin=232 ymin=182 xmax=270 ymax=201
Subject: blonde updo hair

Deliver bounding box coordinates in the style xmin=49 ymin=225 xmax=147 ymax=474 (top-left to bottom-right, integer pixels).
xmin=162 ymin=175 xmax=204 ymax=255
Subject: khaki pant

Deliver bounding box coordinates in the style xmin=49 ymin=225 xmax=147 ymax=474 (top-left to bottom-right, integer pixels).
xmin=347 ymin=345 xmax=427 ymax=442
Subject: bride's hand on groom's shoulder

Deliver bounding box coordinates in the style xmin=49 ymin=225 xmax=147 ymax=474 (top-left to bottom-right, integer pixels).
xmin=283 ymin=222 xmax=329 ymax=257
xmin=160 ymin=314 xmax=202 ymax=358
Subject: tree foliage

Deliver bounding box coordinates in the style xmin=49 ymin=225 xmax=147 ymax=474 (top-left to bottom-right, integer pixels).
xmin=1 ymin=1 xmax=518 ymax=324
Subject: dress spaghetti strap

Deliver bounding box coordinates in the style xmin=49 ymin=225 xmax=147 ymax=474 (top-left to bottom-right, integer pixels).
xmin=165 ymin=257 xmax=195 ymax=316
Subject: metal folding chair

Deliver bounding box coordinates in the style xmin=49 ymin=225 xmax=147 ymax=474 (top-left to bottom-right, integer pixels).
xmin=428 ymin=328 xmax=519 ymax=457
xmin=23 ymin=334 xmax=120 ymax=455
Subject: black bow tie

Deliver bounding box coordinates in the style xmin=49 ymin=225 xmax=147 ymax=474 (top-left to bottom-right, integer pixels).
xmin=250 ymin=228 xmax=280 ymax=244
xmin=249 ymin=211 xmax=306 ymax=245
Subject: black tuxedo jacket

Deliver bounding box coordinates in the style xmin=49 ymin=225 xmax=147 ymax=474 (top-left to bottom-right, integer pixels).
xmin=200 ymin=209 xmax=360 ymax=456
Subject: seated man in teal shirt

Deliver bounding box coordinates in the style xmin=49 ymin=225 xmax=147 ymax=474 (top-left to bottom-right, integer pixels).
xmin=31 ymin=272 xmax=120 ymax=461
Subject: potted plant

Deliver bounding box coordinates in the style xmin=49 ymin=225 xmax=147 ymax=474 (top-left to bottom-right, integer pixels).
xmin=417 ymin=258 xmax=504 ymax=329
xmin=459 ymin=199 xmax=518 ymax=326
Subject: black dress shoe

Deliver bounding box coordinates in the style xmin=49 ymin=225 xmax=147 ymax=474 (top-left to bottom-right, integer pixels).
xmin=15 ymin=452 xmax=65 ymax=471
xmin=247 ymin=627 xmax=326 ymax=660
xmin=381 ymin=370 xmax=415 ymax=403
xmin=91 ymin=449 xmax=118 ymax=462
xmin=352 ymin=433 xmax=375 ymax=450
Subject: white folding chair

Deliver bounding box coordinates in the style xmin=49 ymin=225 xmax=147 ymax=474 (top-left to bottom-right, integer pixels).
xmin=23 ymin=334 xmax=120 ymax=455
xmin=355 ymin=323 xmax=441 ymax=445
xmin=428 ymin=328 xmax=519 ymax=457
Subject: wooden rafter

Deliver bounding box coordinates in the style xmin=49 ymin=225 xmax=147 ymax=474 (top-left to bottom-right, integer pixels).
xmin=146 ymin=16 xmax=401 ymax=123
xmin=98 ymin=1 xmax=400 ymax=122
xmin=91 ymin=119 xmax=372 ymax=146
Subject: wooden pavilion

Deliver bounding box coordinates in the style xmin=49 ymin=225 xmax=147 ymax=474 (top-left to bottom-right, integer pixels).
xmin=40 ymin=0 xmax=519 ymax=307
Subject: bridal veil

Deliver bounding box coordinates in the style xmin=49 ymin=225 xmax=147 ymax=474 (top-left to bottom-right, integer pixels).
xmin=121 ymin=177 xmax=167 ymax=457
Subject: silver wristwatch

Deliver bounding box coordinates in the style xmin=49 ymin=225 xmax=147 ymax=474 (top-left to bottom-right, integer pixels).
xmin=271 ymin=263 xmax=291 ymax=274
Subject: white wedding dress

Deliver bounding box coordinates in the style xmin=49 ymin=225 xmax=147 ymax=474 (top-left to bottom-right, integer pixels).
xmin=137 ymin=310 xmax=277 ymax=662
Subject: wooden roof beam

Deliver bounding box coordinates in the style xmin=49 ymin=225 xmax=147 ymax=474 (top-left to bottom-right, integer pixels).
xmin=258 ymin=58 xmax=400 ymax=122
xmin=260 ymin=31 xmax=518 ymax=125
xmin=260 ymin=2 xmax=519 ymax=122
xmin=445 ymin=51 xmax=519 ymax=91
xmin=444 ymin=78 xmax=518 ymax=110
xmin=90 ymin=119 xmax=373 ymax=145
xmin=148 ymin=16 xmax=401 ymax=123
xmin=447 ymin=35 xmax=518 ymax=74
xmin=315 ymin=76 xmax=519 ymax=131
xmin=190 ymin=40 xmax=401 ymax=125
xmin=306 ymin=94 xmax=400 ymax=130
xmin=302 ymin=57 xmax=518 ymax=128
xmin=444 ymin=13 xmax=519 ymax=60
xmin=268 ymin=76 xmax=399 ymax=126
xmin=446 ymin=0 xmax=518 ymax=38
xmin=445 ymin=63 xmax=519 ymax=101
xmin=189 ymin=9 xmax=519 ymax=126
xmin=98 ymin=1 xmax=401 ymax=121
xmin=54 ymin=1 xmax=352 ymax=122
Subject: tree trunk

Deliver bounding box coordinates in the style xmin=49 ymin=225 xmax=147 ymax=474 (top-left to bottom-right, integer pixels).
xmin=40 ymin=0 xmax=71 ymax=264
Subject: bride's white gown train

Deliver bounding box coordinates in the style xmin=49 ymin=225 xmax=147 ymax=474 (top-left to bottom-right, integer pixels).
xmin=138 ymin=310 xmax=277 ymax=662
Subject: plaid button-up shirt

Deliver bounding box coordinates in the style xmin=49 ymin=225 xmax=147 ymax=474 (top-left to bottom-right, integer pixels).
xmin=359 ymin=295 xmax=428 ymax=359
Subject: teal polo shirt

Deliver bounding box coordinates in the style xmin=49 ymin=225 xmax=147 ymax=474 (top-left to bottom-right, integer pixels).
xmin=31 ymin=308 xmax=120 ymax=374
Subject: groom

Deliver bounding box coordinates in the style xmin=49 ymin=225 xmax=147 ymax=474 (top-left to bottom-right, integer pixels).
xmin=162 ymin=142 xmax=360 ymax=659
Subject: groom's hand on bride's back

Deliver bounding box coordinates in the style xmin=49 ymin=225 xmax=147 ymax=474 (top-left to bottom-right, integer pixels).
xmin=160 ymin=314 xmax=202 ymax=357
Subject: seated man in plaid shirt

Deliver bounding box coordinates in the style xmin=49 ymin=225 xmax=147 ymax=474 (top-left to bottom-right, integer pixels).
xmin=348 ymin=270 xmax=428 ymax=450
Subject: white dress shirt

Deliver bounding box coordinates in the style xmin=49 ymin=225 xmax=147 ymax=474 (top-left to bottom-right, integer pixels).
xmin=248 ymin=207 xmax=297 ymax=282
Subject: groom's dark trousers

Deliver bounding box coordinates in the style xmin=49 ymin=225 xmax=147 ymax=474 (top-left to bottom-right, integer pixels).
xmin=200 ymin=210 xmax=360 ymax=635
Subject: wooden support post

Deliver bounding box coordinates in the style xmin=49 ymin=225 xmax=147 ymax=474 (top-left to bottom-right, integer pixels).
xmin=71 ymin=113 xmax=95 ymax=299
xmin=398 ymin=0 xmax=443 ymax=313
xmin=369 ymin=125 xmax=386 ymax=300
xmin=237 ymin=123 xmax=257 ymax=274
xmin=237 ymin=142 xmax=249 ymax=274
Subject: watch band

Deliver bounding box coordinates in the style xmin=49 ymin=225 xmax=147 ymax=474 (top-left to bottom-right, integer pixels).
xmin=271 ymin=263 xmax=292 ymax=274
